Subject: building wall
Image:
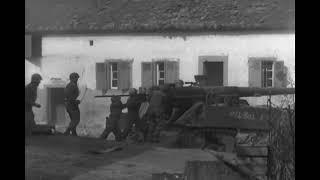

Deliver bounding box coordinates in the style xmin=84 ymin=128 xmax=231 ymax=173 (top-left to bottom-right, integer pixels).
xmin=40 ymin=33 xmax=295 ymax=88
xmin=26 ymin=33 xmax=295 ymax=135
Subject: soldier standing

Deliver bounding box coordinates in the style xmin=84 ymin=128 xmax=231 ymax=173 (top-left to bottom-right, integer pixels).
xmin=100 ymin=96 xmax=124 ymax=141
xmin=64 ymin=72 xmax=81 ymax=136
xmin=25 ymin=73 xmax=42 ymax=138
xmin=145 ymin=85 xmax=170 ymax=143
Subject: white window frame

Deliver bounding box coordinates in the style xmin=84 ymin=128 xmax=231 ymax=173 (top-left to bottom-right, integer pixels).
xmin=110 ymin=63 xmax=118 ymax=89
xmin=156 ymin=62 xmax=165 ymax=85
xmin=261 ymin=61 xmax=274 ymax=88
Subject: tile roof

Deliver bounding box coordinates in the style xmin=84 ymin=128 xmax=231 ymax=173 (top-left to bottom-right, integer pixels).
xmin=25 ymin=0 xmax=295 ymax=34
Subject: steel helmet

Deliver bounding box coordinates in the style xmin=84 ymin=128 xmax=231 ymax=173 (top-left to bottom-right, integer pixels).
xmin=31 ymin=73 xmax=42 ymax=83
xmin=69 ymin=72 xmax=80 ymax=80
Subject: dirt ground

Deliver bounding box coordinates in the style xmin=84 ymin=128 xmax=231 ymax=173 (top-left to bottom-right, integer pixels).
xmin=25 ymin=132 xmax=221 ymax=180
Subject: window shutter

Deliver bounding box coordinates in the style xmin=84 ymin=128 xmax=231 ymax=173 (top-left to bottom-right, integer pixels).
xmin=96 ymin=62 xmax=107 ymax=91
xmin=248 ymin=58 xmax=262 ymax=87
xmin=152 ymin=61 xmax=157 ymax=86
xmin=118 ymin=60 xmax=132 ymax=90
xmin=141 ymin=62 xmax=153 ymax=88
xmin=274 ymin=61 xmax=287 ymax=88
xmin=164 ymin=60 xmax=180 ymax=84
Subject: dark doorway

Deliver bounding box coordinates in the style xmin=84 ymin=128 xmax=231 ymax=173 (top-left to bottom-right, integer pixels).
xmin=47 ymin=88 xmax=66 ymax=126
xmin=203 ymin=61 xmax=224 ymax=86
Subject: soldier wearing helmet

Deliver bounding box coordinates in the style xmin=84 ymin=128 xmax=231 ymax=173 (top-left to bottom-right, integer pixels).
xmin=175 ymin=79 xmax=184 ymax=88
xmin=64 ymin=72 xmax=81 ymax=136
xmin=100 ymin=95 xmax=124 ymax=141
xmin=145 ymin=85 xmax=171 ymax=143
xmin=122 ymin=88 xmax=146 ymax=140
xmin=25 ymin=73 xmax=42 ymax=138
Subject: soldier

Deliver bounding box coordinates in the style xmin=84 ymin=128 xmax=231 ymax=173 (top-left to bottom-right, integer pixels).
xmin=100 ymin=96 xmax=124 ymax=141
xmin=145 ymin=85 xmax=170 ymax=143
xmin=167 ymin=79 xmax=187 ymax=124
xmin=175 ymin=79 xmax=184 ymax=88
xmin=122 ymin=88 xmax=144 ymax=140
xmin=25 ymin=73 xmax=42 ymax=139
xmin=64 ymin=72 xmax=81 ymax=136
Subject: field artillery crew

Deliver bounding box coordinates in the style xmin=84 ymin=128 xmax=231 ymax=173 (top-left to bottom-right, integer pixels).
xmin=145 ymin=85 xmax=170 ymax=143
xmin=122 ymin=88 xmax=146 ymax=140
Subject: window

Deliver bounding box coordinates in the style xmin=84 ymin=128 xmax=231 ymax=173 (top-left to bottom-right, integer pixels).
xmin=141 ymin=59 xmax=180 ymax=88
xmin=157 ymin=62 xmax=165 ymax=85
xmin=110 ymin=63 xmax=118 ymax=89
xmin=248 ymin=57 xmax=287 ymax=88
xmin=89 ymin=40 xmax=94 ymax=46
xmin=261 ymin=61 xmax=273 ymax=88
xmin=96 ymin=60 xmax=133 ymax=92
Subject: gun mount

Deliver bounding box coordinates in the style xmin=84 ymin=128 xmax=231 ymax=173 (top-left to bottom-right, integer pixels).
xmin=164 ymin=75 xmax=295 ymax=151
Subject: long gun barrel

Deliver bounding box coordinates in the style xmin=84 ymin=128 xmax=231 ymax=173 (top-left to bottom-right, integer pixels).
xmin=95 ymin=94 xmax=146 ymax=98
xmin=168 ymin=86 xmax=295 ymax=105
xmin=95 ymin=95 xmax=130 ymax=98
xmin=204 ymin=86 xmax=295 ymax=97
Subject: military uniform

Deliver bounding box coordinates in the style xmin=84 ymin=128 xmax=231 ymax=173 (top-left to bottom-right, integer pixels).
xmin=145 ymin=90 xmax=168 ymax=143
xmin=64 ymin=75 xmax=80 ymax=136
xmin=25 ymin=83 xmax=38 ymax=136
xmin=122 ymin=94 xmax=145 ymax=140
xmin=100 ymin=96 xmax=124 ymax=141
xmin=25 ymin=74 xmax=42 ymax=139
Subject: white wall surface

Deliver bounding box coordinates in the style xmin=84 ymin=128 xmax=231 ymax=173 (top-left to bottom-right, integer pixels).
xmin=40 ymin=33 xmax=295 ymax=89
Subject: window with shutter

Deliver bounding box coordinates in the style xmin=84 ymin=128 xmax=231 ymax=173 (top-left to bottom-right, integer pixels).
xmin=148 ymin=58 xmax=179 ymax=86
xmin=143 ymin=59 xmax=179 ymax=87
xmin=248 ymin=57 xmax=286 ymax=88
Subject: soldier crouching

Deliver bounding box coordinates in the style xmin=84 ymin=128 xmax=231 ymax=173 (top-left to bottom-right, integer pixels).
xmin=124 ymin=88 xmax=146 ymax=143
xmin=100 ymin=96 xmax=124 ymax=141
xmin=25 ymin=73 xmax=42 ymax=139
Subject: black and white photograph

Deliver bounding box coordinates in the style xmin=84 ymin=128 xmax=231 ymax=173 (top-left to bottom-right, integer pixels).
xmin=25 ymin=0 xmax=295 ymax=179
